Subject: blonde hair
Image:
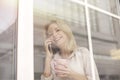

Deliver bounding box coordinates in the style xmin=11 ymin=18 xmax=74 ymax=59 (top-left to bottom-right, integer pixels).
xmin=44 ymin=19 xmax=77 ymax=53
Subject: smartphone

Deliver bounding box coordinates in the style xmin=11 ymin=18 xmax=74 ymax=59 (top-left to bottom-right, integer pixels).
xmin=48 ymin=44 xmax=60 ymax=54
xmin=48 ymin=44 xmax=53 ymax=53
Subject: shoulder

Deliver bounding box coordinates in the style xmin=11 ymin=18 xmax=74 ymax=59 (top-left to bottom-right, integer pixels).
xmin=72 ymin=47 xmax=89 ymax=56
xmin=76 ymin=47 xmax=91 ymax=63
xmin=75 ymin=47 xmax=89 ymax=54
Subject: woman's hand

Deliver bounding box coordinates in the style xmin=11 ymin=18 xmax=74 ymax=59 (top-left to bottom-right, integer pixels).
xmin=43 ymin=38 xmax=54 ymax=78
xmin=54 ymin=60 xmax=87 ymax=80
xmin=54 ymin=60 xmax=72 ymax=78
xmin=44 ymin=38 xmax=53 ymax=59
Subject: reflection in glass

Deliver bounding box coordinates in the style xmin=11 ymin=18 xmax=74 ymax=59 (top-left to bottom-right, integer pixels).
xmin=90 ymin=9 xmax=115 ymax=36
xmin=90 ymin=9 xmax=120 ymax=80
xmin=0 ymin=0 xmax=17 ymax=80
xmin=34 ymin=0 xmax=88 ymax=80
xmin=88 ymin=0 xmax=120 ymax=15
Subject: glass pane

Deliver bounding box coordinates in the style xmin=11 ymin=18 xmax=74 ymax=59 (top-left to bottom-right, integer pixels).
xmin=34 ymin=0 xmax=85 ymax=23
xmin=88 ymin=0 xmax=120 ymax=15
xmin=0 ymin=0 xmax=17 ymax=80
xmin=90 ymin=9 xmax=120 ymax=80
xmin=34 ymin=0 xmax=90 ymax=80
xmin=89 ymin=9 xmax=115 ymax=36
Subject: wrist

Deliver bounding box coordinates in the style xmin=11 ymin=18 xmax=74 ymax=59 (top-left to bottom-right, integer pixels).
xmin=45 ymin=57 xmax=52 ymax=64
xmin=43 ymin=72 xmax=51 ymax=77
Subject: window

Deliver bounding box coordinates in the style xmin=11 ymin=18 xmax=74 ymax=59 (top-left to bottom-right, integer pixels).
xmin=88 ymin=0 xmax=119 ymax=15
xmin=34 ymin=0 xmax=120 ymax=80
xmin=33 ymin=0 xmax=120 ymax=80
xmin=34 ymin=1 xmax=88 ymax=80
xmin=17 ymin=0 xmax=120 ymax=80
xmin=0 ymin=0 xmax=17 ymax=80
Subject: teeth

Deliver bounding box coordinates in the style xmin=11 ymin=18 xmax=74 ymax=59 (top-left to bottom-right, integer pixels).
xmin=54 ymin=36 xmax=62 ymax=42
xmin=55 ymin=38 xmax=60 ymax=41
xmin=55 ymin=37 xmax=62 ymax=41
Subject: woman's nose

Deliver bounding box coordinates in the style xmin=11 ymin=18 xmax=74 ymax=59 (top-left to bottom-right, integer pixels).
xmin=53 ymin=31 xmax=57 ymax=37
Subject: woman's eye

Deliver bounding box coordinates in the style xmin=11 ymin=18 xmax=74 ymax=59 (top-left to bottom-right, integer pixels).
xmin=56 ymin=29 xmax=60 ymax=32
xmin=47 ymin=33 xmax=52 ymax=37
xmin=49 ymin=34 xmax=52 ymax=37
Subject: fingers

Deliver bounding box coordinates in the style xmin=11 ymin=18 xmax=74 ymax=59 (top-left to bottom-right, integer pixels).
xmin=44 ymin=38 xmax=53 ymax=58
xmin=54 ymin=64 xmax=71 ymax=77
xmin=54 ymin=60 xmax=68 ymax=68
xmin=55 ymin=69 xmax=69 ymax=78
xmin=54 ymin=62 xmax=72 ymax=78
xmin=54 ymin=64 xmax=68 ymax=71
xmin=55 ymin=69 xmax=69 ymax=74
xmin=45 ymin=37 xmax=53 ymax=51
xmin=56 ymin=73 xmax=68 ymax=77
xmin=45 ymin=38 xmax=52 ymax=47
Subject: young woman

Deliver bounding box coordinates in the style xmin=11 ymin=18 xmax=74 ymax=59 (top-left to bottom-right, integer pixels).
xmin=41 ymin=19 xmax=100 ymax=80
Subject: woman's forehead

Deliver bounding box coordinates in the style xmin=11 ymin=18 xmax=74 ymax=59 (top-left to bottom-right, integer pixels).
xmin=48 ymin=23 xmax=59 ymax=32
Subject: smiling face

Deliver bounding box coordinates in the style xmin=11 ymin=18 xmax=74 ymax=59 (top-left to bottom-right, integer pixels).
xmin=47 ymin=23 xmax=68 ymax=48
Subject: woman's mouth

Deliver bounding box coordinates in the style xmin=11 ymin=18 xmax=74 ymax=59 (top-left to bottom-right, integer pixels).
xmin=55 ymin=36 xmax=62 ymax=42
